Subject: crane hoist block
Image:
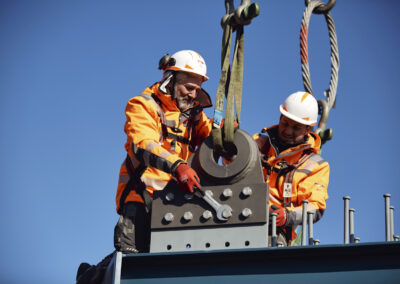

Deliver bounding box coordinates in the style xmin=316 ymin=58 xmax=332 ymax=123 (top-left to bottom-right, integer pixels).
xmin=150 ymin=129 xmax=269 ymax=253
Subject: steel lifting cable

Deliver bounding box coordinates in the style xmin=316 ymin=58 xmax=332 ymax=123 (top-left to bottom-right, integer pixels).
xmin=212 ymin=0 xmax=259 ymax=157
xmin=300 ymin=0 xmax=339 ymax=145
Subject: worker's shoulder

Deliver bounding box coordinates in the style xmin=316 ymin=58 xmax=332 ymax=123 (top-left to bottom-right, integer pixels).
xmin=309 ymin=152 xmax=328 ymax=165
xmin=126 ymin=85 xmax=159 ymax=107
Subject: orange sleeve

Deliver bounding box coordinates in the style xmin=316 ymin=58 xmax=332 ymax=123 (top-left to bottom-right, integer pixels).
xmin=124 ymin=96 xmax=184 ymax=174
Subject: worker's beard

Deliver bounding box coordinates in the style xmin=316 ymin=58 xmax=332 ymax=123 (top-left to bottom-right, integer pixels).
xmin=175 ymin=95 xmax=196 ymax=112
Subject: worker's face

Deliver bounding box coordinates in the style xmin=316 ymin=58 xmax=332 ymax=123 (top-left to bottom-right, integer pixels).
xmin=173 ymin=72 xmax=203 ymax=111
xmin=278 ymin=115 xmax=311 ymax=145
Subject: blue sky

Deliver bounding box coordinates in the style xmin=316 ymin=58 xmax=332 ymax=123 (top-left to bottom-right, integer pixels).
xmin=1 ymin=0 xmax=399 ymax=283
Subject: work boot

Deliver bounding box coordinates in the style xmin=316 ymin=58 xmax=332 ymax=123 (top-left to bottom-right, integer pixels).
xmin=76 ymin=262 xmax=91 ymax=281
xmin=76 ymin=252 xmax=115 ymax=284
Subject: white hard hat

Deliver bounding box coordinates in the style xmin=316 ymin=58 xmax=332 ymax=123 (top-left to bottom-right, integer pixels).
xmin=161 ymin=50 xmax=208 ymax=81
xmin=158 ymin=50 xmax=212 ymax=108
xmin=279 ymin=91 xmax=318 ymax=126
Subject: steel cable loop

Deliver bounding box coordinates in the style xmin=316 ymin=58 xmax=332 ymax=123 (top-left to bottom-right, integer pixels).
xmin=305 ymin=0 xmax=336 ymax=14
xmin=300 ymin=0 xmax=339 ymax=113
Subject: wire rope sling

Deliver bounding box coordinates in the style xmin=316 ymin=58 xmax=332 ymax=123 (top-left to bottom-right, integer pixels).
xmin=300 ymin=0 xmax=339 ymax=146
xmin=212 ymin=0 xmax=259 ymax=159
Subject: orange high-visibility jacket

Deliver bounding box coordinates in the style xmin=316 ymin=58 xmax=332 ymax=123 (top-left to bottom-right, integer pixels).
xmin=253 ymin=125 xmax=329 ymax=228
xmin=115 ymin=82 xmax=213 ymax=213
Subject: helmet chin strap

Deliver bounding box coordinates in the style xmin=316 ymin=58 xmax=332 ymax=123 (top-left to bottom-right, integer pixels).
xmin=159 ymin=71 xmax=176 ymax=97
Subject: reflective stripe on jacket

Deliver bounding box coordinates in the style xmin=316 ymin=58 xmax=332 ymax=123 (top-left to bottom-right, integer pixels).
xmin=253 ymin=125 xmax=329 ymax=228
xmin=115 ymin=82 xmax=213 ymax=212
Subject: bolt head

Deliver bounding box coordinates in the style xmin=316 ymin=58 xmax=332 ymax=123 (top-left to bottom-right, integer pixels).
xmin=223 ymin=188 xmax=233 ymax=198
xmin=242 ymin=187 xmax=252 ymax=197
xmin=222 ymin=209 xmax=232 ymax=218
xmin=183 ymin=211 xmax=193 ymax=221
xmin=164 ymin=212 xmax=174 ymax=222
xmin=242 ymin=208 xmax=252 ymax=218
xmin=202 ymin=210 xmax=213 ymax=220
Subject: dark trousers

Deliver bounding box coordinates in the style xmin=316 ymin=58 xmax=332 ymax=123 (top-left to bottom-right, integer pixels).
xmin=114 ymin=202 xmax=151 ymax=253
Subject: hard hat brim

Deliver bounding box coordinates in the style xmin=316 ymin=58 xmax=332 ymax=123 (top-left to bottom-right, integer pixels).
xmin=196 ymin=88 xmax=212 ymax=108
xmin=279 ymin=105 xmax=317 ymax=126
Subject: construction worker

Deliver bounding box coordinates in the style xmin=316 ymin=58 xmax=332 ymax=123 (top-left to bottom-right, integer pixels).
xmin=114 ymin=50 xmax=213 ymax=254
xmin=77 ymin=50 xmax=213 ymax=284
xmin=253 ymin=91 xmax=329 ymax=246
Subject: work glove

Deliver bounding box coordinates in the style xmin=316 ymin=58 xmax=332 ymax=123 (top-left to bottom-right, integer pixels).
xmin=269 ymin=205 xmax=287 ymax=227
xmin=219 ymin=119 xmax=239 ymax=129
xmin=174 ymin=163 xmax=201 ymax=194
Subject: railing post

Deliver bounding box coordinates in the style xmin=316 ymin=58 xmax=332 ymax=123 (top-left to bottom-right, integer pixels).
xmin=308 ymin=211 xmax=314 ymax=245
xmin=271 ymin=213 xmax=277 ymax=247
xmin=384 ymin=194 xmax=391 ymax=241
xmin=343 ymin=196 xmax=350 ymax=244
xmin=390 ymin=205 xmax=395 ymax=241
xmin=349 ymin=208 xmax=355 ymax=243
xmin=302 ymin=200 xmax=308 ymax=246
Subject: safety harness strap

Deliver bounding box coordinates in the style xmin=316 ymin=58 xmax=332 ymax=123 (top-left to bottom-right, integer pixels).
xmin=119 ymin=154 xmax=151 ymax=214
xmin=282 ymin=150 xmax=313 ymax=207
xmin=148 ymin=93 xmax=198 ymax=152
xmin=257 ymin=132 xmax=315 ymax=207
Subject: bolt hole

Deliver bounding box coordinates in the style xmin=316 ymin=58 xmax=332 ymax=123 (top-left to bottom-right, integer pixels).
xmin=225 ymin=242 xmax=230 ymax=247
xmin=245 ymin=241 xmax=250 ymax=246
xmin=205 ymin=243 xmax=210 ymax=248
xmin=186 ymin=243 xmax=191 ymax=249
xmin=167 ymin=245 xmax=172 ymax=250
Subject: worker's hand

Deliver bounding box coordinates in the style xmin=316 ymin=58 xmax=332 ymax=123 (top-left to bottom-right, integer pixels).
xmin=269 ymin=205 xmax=287 ymax=227
xmin=174 ymin=163 xmax=201 ymax=194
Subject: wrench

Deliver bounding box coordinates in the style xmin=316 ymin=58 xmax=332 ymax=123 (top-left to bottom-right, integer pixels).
xmin=194 ymin=187 xmax=233 ymax=221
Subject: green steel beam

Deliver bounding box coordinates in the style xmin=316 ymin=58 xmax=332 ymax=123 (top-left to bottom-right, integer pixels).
xmin=105 ymin=242 xmax=400 ymax=283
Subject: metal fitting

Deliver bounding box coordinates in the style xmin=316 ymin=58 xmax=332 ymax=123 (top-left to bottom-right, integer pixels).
xmin=164 ymin=212 xmax=174 ymax=223
xmin=241 ymin=208 xmax=252 ymax=218
xmin=305 ymin=0 xmax=336 ymax=14
xmin=183 ymin=211 xmax=193 ymax=221
xmin=241 ymin=187 xmax=252 ymax=197
xmin=223 ymin=209 xmax=233 ymax=219
xmin=223 ymin=188 xmax=233 ymax=198
xmin=202 ymin=210 xmax=213 ymax=220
